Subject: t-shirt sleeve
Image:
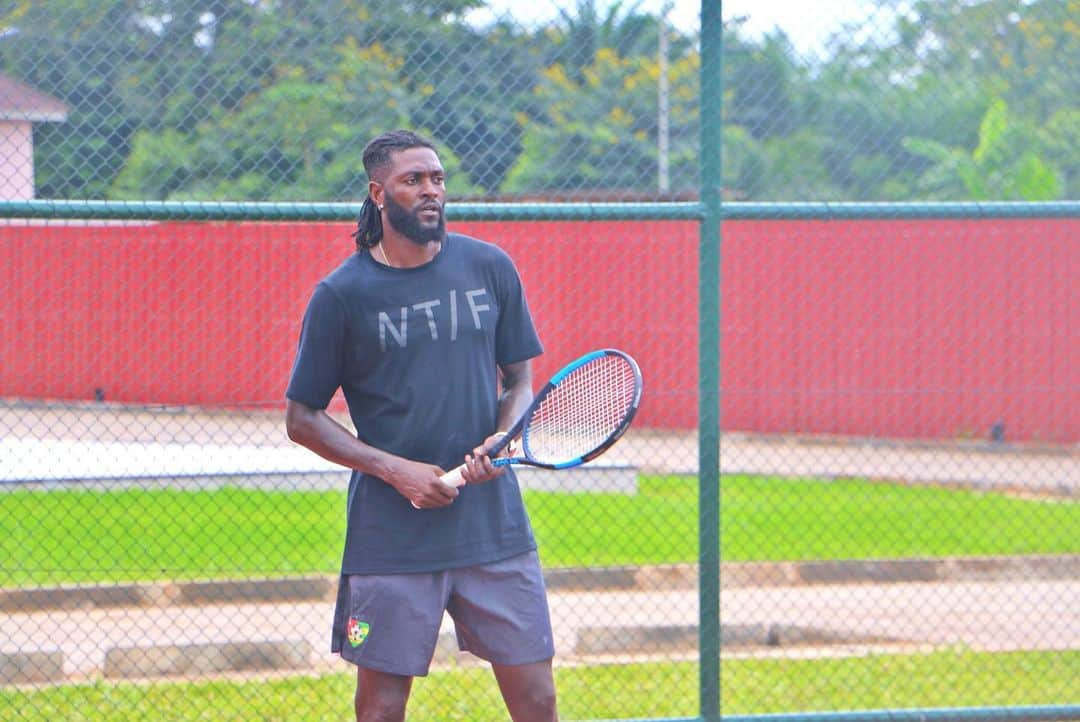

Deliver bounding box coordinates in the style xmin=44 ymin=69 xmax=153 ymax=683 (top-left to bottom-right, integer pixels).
xmin=495 ymin=256 xmax=544 ymax=366
xmin=285 ymin=282 xmax=346 ymax=410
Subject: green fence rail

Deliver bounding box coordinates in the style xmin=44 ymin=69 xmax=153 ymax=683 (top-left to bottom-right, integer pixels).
xmin=5 ymin=200 xmax=1080 ymax=222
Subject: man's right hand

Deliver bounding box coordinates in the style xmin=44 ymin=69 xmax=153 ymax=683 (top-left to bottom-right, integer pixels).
xmin=387 ymin=459 xmax=458 ymax=509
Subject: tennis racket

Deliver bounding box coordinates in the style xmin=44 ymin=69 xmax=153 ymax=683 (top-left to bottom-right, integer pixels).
xmin=439 ymin=348 xmax=643 ymax=487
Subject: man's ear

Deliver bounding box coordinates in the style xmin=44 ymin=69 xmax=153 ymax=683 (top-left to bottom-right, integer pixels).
xmin=368 ymin=180 xmax=383 ymax=208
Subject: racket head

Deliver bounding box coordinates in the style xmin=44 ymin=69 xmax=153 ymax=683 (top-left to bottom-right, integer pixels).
xmin=512 ymin=348 xmax=643 ymax=469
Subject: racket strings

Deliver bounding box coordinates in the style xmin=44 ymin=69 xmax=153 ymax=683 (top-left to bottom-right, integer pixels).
xmin=525 ymin=356 xmax=638 ymax=463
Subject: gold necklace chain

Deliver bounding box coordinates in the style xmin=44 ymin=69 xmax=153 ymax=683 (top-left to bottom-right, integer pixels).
xmin=376 ymin=242 xmax=392 ymax=267
xmin=376 ymin=240 xmax=443 ymax=267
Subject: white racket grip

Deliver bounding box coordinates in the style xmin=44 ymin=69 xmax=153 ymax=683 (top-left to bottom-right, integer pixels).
xmin=438 ymin=464 xmax=468 ymax=488
xmin=412 ymin=467 xmax=466 ymax=509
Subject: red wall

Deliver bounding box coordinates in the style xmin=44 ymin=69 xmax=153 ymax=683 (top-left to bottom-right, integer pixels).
xmin=1 ymin=218 xmax=1076 ymax=442
xmin=721 ymin=219 xmax=1077 ymax=443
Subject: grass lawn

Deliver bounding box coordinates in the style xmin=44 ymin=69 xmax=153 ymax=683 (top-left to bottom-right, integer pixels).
xmin=2 ymin=650 xmax=1076 ymax=721
xmin=0 ymin=475 xmax=1076 ymax=586
xmin=2 ymin=477 xmax=1075 ymax=719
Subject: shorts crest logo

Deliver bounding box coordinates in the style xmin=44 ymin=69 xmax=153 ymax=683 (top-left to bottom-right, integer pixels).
xmin=347 ymin=618 xmax=370 ymax=648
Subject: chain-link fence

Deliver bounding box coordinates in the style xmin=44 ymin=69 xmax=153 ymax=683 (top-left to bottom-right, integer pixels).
xmin=1 ymin=1 xmax=1077 ymax=721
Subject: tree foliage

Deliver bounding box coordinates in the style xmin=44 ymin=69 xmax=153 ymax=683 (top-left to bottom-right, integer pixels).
xmin=905 ymin=98 xmax=1061 ymax=201
xmin=1 ymin=0 xmax=1077 ymax=202
xmin=504 ymin=46 xmax=699 ymax=196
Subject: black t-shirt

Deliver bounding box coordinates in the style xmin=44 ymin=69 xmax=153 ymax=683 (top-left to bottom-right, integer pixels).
xmin=286 ymin=233 xmax=544 ymax=574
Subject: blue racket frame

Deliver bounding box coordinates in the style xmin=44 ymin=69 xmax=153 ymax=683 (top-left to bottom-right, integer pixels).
xmin=487 ymin=348 xmax=643 ymax=470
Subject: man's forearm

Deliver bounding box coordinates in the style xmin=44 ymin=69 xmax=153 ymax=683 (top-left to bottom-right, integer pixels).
xmin=285 ymin=401 xmax=396 ymax=480
xmin=496 ymin=385 xmax=532 ymax=432
xmin=495 ymin=360 xmax=535 ymax=432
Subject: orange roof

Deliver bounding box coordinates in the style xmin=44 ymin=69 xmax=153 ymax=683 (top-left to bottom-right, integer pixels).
xmin=0 ymin=72 xmax=68 ymax=122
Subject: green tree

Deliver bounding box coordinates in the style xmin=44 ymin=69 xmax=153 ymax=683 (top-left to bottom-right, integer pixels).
xmin=870 ymin=0 xmax=1079 ymax=199
xmin=503 ymin=45 xmax=699 ymax=197
xmin=1041 ymin=108 xmax=1080 ymax=198
xmin=887 ymin=0 xmax=1080 ymax=117
xmin=904 ymin=97 xmax=1061 ymax=201
xmin=4 ymin=0 xmax=489 ymax=201
xmin=9 ymin=0 xmax=1078 ymax=203
xmin=0 ymin=1 xmax=150 ymax=198
xmin=404 ymin=19 xmax=546 ymax=195
xmin=723 ymin=0 xmax=1078 ymax=201
xmin=112 ymin=0 xmax=484 ymax=200
xmin=724 ymin=29 xmax=804 ymax=141
xmin=719 ymin=21 xmax=843 ymax=200
xmin=544 ymin=0 xmax=676 ymax=82
xmin=113 ymin=41 xmax=424 ymax=200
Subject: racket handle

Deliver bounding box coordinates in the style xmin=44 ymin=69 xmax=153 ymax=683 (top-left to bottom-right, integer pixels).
xmin=412 ymin=467 xmax=465 ymax=509
xmin=438 ymin=465 xmax=468 ymax=488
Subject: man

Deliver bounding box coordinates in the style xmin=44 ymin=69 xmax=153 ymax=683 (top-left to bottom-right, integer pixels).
xmin=285 ymin=130 xmax=558 ymax=722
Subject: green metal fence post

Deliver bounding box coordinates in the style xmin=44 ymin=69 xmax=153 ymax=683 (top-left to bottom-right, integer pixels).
xmin=699 ymin=1 xmax=723 ymax=721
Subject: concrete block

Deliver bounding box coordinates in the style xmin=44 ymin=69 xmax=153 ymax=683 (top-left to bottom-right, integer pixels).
xmin=0 ymin=651 xmax=65 ymax=685
xmin=634 ymin=564 xmax=697 ymax=590
xmin=104 ymin=640 xmax=311 ymax=679
xmin=175 ymin=577 xmax=334 ymax=605
xmin=798 ymin=559 xmax=938 ymax=585
xmin=544 ymin=566 xmax=638 ymax=591
xmin=575 ymin=624 xmax=698 ymax=655
xmin=0 ymin=584 xmax=160 ymax=613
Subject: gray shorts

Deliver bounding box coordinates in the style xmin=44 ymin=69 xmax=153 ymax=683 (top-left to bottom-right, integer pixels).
xmin=332 ymin=551 xmax=555 ymax=676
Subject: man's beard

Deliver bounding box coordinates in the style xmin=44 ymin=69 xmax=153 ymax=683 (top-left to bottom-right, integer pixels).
xmin=384 ymin=194 xmax=446 ymax=245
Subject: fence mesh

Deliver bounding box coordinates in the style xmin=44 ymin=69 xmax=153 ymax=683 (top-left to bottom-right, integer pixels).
xmin=1 ymin=1 xmax=1077 ymax=721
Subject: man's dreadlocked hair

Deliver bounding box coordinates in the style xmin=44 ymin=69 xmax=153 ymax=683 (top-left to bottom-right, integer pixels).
xmin=352 ymin=130 xmax=439 ymax=252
